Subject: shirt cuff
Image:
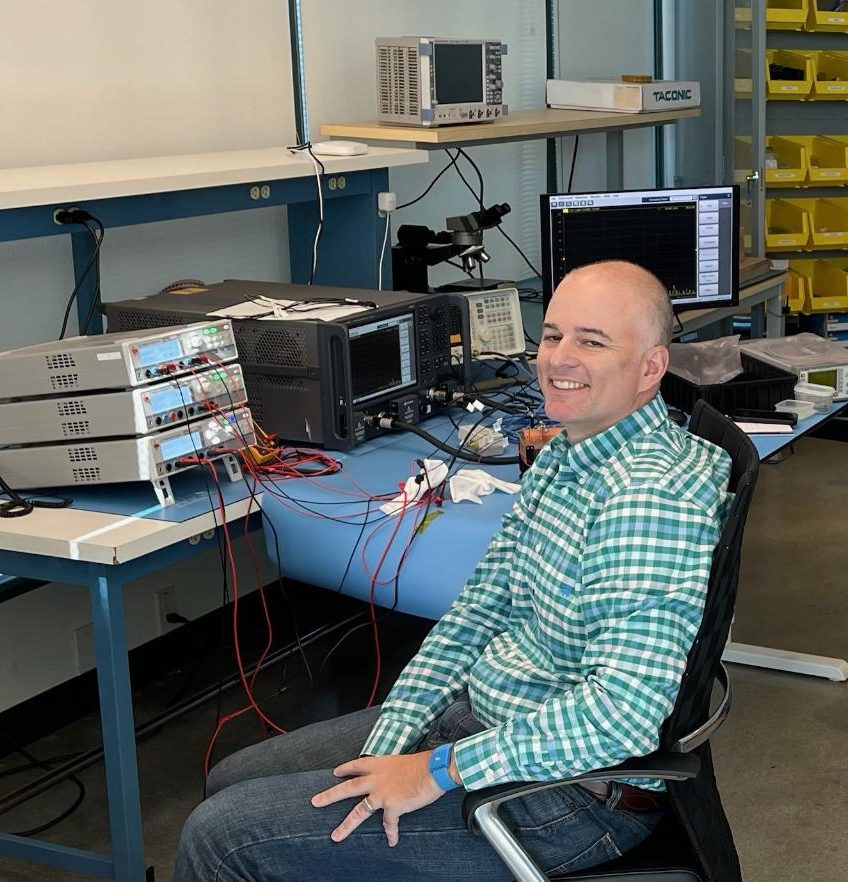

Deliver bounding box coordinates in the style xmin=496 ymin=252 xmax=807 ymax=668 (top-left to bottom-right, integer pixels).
xmin=360 ymin=716 xmax=422 ymax=757
xmin=452 ymin=726 xmax=516 ymax=790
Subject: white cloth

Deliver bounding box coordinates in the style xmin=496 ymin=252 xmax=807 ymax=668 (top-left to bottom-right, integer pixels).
xmin=449 ymin=468 xmax=521 ymax=505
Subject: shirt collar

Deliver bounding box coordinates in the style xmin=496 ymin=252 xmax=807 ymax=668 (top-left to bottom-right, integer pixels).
xmin=552 ymin=395 xmax=669 ymax=477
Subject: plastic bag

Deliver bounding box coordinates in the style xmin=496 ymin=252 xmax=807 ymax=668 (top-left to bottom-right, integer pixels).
xmin=667 ymin=335 xmax=744 ymax=386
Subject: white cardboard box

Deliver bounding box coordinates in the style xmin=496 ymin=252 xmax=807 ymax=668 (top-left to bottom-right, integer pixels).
xmin=546 ymin=78 xmax=701 ymax=113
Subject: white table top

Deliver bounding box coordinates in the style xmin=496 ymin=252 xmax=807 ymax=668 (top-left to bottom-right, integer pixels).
xmin=0 ymin=490 xmax=259 ymax=566
xmin=0 ymin=146 xmax=429 ymax=210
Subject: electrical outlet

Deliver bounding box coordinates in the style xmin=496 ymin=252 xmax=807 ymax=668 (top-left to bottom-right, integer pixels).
xmin=156 ymin=586 xmax=179 ymax=635
xmin=74 ymin=623 xmax=95 ymax=674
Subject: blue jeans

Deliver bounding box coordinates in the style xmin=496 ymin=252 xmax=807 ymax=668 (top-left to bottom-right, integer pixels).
xmin=172 ymin=697 xmax=661 ymax=882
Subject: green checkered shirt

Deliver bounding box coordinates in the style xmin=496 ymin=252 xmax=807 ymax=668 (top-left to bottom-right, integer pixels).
xmin=362 ymin=395 xmax=732 ymax=792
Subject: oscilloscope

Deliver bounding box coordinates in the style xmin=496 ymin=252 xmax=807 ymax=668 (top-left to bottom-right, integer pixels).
xmin=540 ymin=185 xmax=740 ymax=312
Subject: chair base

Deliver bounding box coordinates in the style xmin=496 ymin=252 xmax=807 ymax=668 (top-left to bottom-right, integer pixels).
xmin=723 ymin=641 xmax=848 ymax=681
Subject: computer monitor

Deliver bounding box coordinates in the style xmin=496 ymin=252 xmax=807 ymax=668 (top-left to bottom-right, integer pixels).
xmin=540 ymin=184 xmax=740 ymax=312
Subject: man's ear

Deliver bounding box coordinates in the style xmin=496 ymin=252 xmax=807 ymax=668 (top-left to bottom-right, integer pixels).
xmin=639 ymin=345 xmax=670 ymax=392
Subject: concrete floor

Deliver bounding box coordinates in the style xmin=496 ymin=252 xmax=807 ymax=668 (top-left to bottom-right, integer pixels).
xmin=1 ymin=436 xmax=847 ymax=882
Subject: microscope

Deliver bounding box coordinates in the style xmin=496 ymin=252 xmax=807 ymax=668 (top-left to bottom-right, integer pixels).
xmin=391 ymin=202 xmax=512 ymax=294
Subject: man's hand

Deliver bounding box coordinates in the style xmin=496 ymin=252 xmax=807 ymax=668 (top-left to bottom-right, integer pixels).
xmin=311 ymin=751 xmax=448 ymax=847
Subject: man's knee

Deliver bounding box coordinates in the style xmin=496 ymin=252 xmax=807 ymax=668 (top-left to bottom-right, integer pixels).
xmin=174 ymin=793 xmax=228 ymax=880
xmin=205 ymin=751 xmax=242 ymax=798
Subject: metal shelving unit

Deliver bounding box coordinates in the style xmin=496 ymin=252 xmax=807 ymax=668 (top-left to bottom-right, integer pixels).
xmin=734 ymin=0 xmax=848 ymax=327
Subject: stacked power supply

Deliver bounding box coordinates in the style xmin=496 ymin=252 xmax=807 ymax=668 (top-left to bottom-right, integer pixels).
xmin=0 ymin=321 xmax=255 ymax=506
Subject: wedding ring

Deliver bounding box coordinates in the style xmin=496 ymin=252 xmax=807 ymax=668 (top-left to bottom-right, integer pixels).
xmin=362 ymin=795 xmax=376 ymax=814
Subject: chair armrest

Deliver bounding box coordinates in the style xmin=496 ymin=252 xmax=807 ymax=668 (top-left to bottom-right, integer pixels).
xmin=463 ymin=751 xmax=699 ymax=834
xmin=671 ymin=662 xmax=732 ymax=753
xmin=461 ymin=753 xmax=699 ymax=882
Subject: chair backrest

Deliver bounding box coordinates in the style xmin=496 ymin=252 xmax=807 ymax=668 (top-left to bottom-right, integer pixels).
xmin=659 ymin=400 xmax=759 ymax=748
xmin=652 ymin=400 xmax=759 ymax=882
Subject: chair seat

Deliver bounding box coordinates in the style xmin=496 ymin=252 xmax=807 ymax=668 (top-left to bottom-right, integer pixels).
xmin=553 ymin=813 xmax=703 ymax=882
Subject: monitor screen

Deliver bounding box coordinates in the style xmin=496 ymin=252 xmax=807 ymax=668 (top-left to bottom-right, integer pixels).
xmin=540 ymin=185 xmax=740 ymax=312
xmin=348 ymin=312 xmax=416 ymax=405
xmin=434 ymin=43 xmax=484 ymax=104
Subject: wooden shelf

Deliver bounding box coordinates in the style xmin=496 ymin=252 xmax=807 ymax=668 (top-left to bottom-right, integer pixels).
xmin=320 ymin=107 xmax=700 ymax=149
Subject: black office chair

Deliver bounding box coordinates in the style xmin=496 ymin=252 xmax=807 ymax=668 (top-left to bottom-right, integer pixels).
xmin=463 ymin=400 xmax=759 ymax=882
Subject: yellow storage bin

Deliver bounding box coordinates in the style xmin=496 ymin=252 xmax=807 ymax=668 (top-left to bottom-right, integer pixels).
xmin=766 ymin=198 xmax=811 ymax=249
xmin=811 ymin=51 xmax=848 ymax=98
xmin=790 ymin=197 xmax=848 ymax=247
xmin=824 ymin=133 xmax=848 ymax=154
xmin=807 ymin=0 xmax=848 ymax=31
xmin=785 ymin=265 xmax=809 ymax=312
xmin=789 ymin=135 xmax=848 ymax=185
xmin=792 ymin=258 xmax=848 ymax=311
xmin=765 ymin=0 xmax=809 ymax=29
xmin=766 ymin=49 xmax=815 ymax=98
xmin=765 ymin=136 xmax=808 ymax=186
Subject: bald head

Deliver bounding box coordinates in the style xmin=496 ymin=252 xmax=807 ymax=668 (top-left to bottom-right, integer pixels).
xmin=555 ymin=261 xmax=674 ymax=350
xmin=539 ymin=259 xmax=672 ymax=439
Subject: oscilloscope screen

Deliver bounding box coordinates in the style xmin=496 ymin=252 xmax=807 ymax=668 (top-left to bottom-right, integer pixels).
xmin=540 ymin=186 xmax=739 ymax=313
xmin=349 ymin=312 xmax=417 ymax=405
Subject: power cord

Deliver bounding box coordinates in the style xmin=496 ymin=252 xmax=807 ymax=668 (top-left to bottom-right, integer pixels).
xmin=0 ymin=729 xmax=86 ymax=837
xmin=55 ymin=209 xmax=106 ymax=339
xmin=368 ymin=416 xmax=519 ymax=466
xmin=453 ymin=148 xmax=543 ymax=280
xmin=287 ymin=142 xmax=325 ymax=284
xmin=0 ymin=470 xmax=71 ymax=518
xmin=191 ymin=368 xmax=316 ymax=689
xmin=378 ymin=214 xmax=390 ymax=291
xmin=395 ymin=152 xmax=463 ymax=210
xmin=567 ymin=135 xmax=580 ymax=192
xmin=274 ymin=297 xmax=377 ymax=313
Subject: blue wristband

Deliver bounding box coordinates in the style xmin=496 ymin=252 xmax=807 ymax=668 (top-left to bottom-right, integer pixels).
xmin=428 ymin=742 xmax=460 ymax=791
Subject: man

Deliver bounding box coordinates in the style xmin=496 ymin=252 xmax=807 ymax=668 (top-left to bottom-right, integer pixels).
xmin=173 ymin=260 xmax=731 ymax=882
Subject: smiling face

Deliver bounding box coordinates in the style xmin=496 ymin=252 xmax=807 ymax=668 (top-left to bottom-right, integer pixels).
xmin=537 ymin=262 xmax=671 ymax=443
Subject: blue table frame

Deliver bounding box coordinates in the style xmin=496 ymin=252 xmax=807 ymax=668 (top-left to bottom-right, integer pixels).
xmin=0 ymin=165 xmax=393 ymax=336
xmin=0 ymin=473 xmax=261 ymax=881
